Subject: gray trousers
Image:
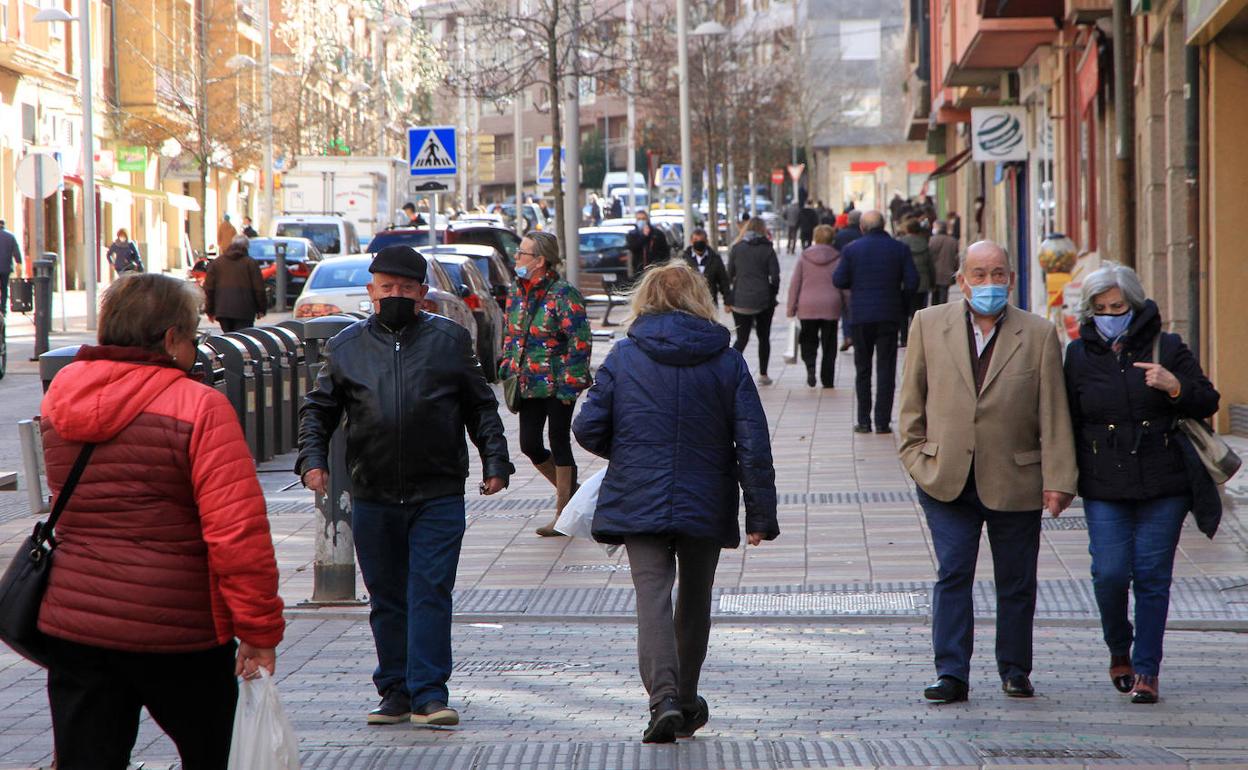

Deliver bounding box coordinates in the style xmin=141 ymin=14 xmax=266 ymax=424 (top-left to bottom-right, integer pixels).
xmin=625 ymin=535 xmax=721 ymax=708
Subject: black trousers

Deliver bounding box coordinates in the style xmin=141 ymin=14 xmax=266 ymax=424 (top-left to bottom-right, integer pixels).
xmin=518 ymin=396 xmax=576 ymax=466
xmin=851 ymin=321 xmax=899 ymax=430
xmin=0 ymin=271 xmax=9 ymax=312
xmin=46 ymin=637 xmax=238 ymax=770
xmin=785 ymin=227 xmax=797 ymax=253
xmin=218 ymin=317 xmax=253 ymax=333
xmin=732 ymin=306 xmax=775 ymax=377
xmin=799 ymin=319 xmax=838 ymax=387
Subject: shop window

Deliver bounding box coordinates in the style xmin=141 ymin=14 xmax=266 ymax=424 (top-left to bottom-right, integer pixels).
xmin=21 ymin=104 xmax=36 ymax=144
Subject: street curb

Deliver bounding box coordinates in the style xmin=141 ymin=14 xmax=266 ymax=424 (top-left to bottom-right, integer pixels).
xmin=281 ymin=607 xmax=1248 ymax=632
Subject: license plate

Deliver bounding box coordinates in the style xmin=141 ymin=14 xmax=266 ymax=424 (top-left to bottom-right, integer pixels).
xmin=601 ymin=273 xmax=617 ymax=283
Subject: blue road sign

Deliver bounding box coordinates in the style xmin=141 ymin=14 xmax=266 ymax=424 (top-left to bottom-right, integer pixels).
xmin=657 ymin=164 xmax=682 ymax=190
xmin=408 ymin=125 xmax=458 ymax=178
xmin=536 ymin=146 xmax=566 ymax=187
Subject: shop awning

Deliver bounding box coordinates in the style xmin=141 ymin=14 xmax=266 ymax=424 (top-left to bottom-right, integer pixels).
xmin=63 ymin=175 xmax=170 ymax=204
xmin=166 ymin=192 xmax=201 ymax=212
xmin=925 ymin=148 xmax=973 ymax=183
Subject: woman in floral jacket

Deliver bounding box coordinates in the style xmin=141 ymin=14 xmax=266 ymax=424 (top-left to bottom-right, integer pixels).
xmin=499 ymin=230 xmax=593 ymax=536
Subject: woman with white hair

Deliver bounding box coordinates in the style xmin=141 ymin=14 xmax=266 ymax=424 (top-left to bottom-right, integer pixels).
xmin=1062 ymin=263 xmax=1219 ymax=704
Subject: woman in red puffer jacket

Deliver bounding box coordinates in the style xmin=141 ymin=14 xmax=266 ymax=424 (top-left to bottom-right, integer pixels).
xmin=37 ymin=273 xmax=284 ymax=770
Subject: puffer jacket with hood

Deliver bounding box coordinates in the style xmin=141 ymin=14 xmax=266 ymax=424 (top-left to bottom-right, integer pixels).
xmin=204 ymin=243 xmax=266 ymax=321
xmin=38 ymin=345 xmax=284 ymax=653
xmin=726 ymin=231 xmax=780 ymax=313
xmin=572 ymin=311 xmax=779 ymax=548
xmin=786 ymin=243 xmax=848 ymax=320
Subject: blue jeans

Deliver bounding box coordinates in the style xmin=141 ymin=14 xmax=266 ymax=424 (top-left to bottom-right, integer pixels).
xmin=352 ymin=495 xmax=466 ymax=707
xmin=918 ymin=477 xmax=1041 ymax=684
xmin=1084 ymin=496 xmax=1189 ymax=677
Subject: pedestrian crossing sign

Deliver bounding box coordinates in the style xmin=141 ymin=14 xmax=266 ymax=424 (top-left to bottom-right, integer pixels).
xmin=536 ymin=145 xmax=565 ymax=188
xmin=407 ymin=125 xmax=458 ymax=180
xmin=658 ymin=164 xmax=681 ymax=191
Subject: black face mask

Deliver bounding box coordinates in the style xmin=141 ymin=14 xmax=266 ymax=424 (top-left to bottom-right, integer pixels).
xmin=377 ymin=295 xmax=417 ymax=331
xmin=692 ymin=242 xmax=707 ymax=254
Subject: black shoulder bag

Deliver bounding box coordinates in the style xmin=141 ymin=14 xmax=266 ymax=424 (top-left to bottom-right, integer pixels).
xmin=0 ymin=443 xmax=96 ymax=667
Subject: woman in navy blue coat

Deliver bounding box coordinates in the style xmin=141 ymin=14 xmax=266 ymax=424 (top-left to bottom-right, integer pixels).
xmin=573 ymin=261 xmax=779 ymax=744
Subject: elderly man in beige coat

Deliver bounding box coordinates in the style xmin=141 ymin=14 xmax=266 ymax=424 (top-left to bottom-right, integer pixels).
xmin=899 ymin=240 xmax=1076 ymax=704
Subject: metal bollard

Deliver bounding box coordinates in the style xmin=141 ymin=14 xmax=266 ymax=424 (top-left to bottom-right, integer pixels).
xmin=32 ymin=256 xmax=55 ymax=359
xmin=274 ymin=241 xmax=289 ymax=312
xmin=300 ymin=315 xmax=362 ymax=605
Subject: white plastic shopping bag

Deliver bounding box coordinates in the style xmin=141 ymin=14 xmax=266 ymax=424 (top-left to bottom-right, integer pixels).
xmin=554 ymin=468 xmax=619 ymax=556
xmin=227 ymin=667 xmax=300 ymax=770
xmin=783 ymin=320 xmax=799 ymax=364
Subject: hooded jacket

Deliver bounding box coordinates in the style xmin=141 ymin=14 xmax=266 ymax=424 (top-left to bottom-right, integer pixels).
xmin=572 ymin=312 xmax=779 ymax=548
xmin=787 ymin=244 xmax=848 ymax=321
xmin=204 ymin=245 xmax=266 ymax=321
xmin=726 ymin=231 xmax=780 ymax=313
xmin=38 ymin=346 xmax=284 ymax=653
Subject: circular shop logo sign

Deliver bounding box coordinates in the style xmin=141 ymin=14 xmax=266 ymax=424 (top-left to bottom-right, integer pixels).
xmin=976 ymin=113 xmax=1024 ymax=157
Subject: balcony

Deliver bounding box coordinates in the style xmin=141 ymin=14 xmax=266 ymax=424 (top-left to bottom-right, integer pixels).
xmin=1066 ymin=0 xmax=1113 ymax=23
xmin=0 ymin=38 xmax=69 ymax=81
xmin=978 ymin=0 xmax=1064 ymax=16
xmin=945 ymin=0 xmax=1060 ymax=86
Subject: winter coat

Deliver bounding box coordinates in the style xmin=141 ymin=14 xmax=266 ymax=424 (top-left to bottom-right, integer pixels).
xmin=681 ymin=245 xmax=731 ymax=306
xmin=726 ymin=232 xmax=780 ymax=313
xmin=107 ymin=240 xmax=143 ymax=273
xmin=498 ymin=272 xmax=593 ymax=402
xmin=797 ymin=208 xmax=819 ymax=239
xmin=0 ymin=227 xmax=21 ymax=274
xmin=38 ymin=346 xmax=284 ymax=653
xmin=928 ymin=233 xmax=959 ymax=288
xmin=572 ymin=311 xmax=779 ymax=548
xmin=787 ymin=244 xmax=848 ymax=321
xmin=832 ymin=226 xmax=862 ymax=253
xmin=1063 ymin=299 xmax=1220 ymax=504
xmin=832 ymin=231 xmax=919 ymax=326
xmin=204 ymin=248 xmax=266 ymax=322
xmin=298 ymin=314 xmax=514 ymax=504
xmin=899 ymin=234 xmax=933 ymax=293
xmin=626 ymin=225 xmax=671 ymax=271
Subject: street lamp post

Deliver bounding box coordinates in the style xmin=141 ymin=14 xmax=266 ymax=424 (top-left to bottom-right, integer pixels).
xmin=676 ymin=0 xmax=693 ymax=238
xmin=227 ymin=52 xmax=277 ymax=242
xmin=691 ymin=21 xmax=726 ymax=248
xmin=35 ymin=4 xmax=97 ymax=329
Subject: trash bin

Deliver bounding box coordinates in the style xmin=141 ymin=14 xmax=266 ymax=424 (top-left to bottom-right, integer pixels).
xmin=262 ymin=325 xmax=306 ymax=453
xmin=205 ymin=335 xmax=260 ymax=460
xmin=237 ymin=327 xmax=295 ymax=456
xmin=38 ymin=345 xmax=82 ymax=392
xmin=301 ymin=315 xmax=356 ymax=380
xmin=225 ymin=333 xmax=276 ymax=462
xmin=10 ymin=276 xmax=33 ymax=314
xmin=192 ymin=343 xmax=228 ymax=401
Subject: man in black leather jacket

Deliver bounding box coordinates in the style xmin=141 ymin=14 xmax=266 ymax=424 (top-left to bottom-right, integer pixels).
xmin=297 ymin=246 xmax=513 ymax=729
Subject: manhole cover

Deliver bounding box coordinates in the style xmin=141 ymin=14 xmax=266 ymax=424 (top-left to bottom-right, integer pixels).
xmin=561 ymin=564 xmax=630 ymax=573
xmin=453 ymin=659 xmax=594 ymax=673
xmin=978 ymin=747 xmax=1124 ymax=759
xmin=717 ymin=591 xmax=922 ymax=614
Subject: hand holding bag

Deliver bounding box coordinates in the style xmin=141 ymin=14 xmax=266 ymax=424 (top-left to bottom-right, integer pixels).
xmin=783 ymin=320 xmax=800 ymax=365
xmin=1152 ymin=334 xmax=1241 ymax=484
xmin=227 ymin=667 xmax=301 ymax=770
xmin=0 ymin=443 xmax=96 ymax=667
xmin=554 ymin=467 xmax=619 ymax=556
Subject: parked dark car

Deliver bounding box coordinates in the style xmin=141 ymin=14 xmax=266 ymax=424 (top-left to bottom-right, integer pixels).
xmin=247 ymin=237 xmax=322 ymax=304
xmin=431 ymin=255 xmax=506 ymax=381
xmin=445 ymin=221 xmax=521 ymax=263
xmin=367 ymin=226 xmax=447 ymax=252
xmin=421 ymin=244 xmax=514 ymax=311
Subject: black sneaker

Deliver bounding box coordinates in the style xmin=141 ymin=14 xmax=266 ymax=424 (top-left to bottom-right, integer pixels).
xmin=642 ymin=696 xmax=682 ymax=743
xmin=854 ymin=424 xmax=872 ymax=434
xmin=411 ymin=700 xmax=460 ymax=726
xmin=367 ymin=689 xmax=411 ymax=725
xmin=675 ymin=696 xmax=709 ymax=738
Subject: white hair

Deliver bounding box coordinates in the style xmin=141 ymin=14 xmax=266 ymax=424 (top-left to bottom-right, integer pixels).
xmin=1076 ymin=263 xmax=1147 ymax=323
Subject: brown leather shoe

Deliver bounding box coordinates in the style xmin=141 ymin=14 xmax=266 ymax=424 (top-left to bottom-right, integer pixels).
xmin=1110 ymin=655 xmax=1134 ymax=694
xmin=1130 ymin=674 xmax=1159 ymax=704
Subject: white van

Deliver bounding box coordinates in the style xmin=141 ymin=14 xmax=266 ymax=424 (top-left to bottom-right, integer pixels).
xmin=270 ymin=215 xmax=360 ymax=255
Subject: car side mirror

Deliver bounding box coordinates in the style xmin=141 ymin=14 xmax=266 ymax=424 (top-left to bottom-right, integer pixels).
xmin=459 ymin=284 xmax=471 ymax=298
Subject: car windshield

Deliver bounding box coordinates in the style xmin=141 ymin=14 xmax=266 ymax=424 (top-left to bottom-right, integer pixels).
xmin=580 ymin=232 xmax=628 ymax=252
xmin=308 ymin=262 xmax=372 ymax=290
xmin=274 ymin=223 xmax=341 ymax=253
xmin=249 ymin=241 xmax=308 ymax=260
xmin=367 ymin=229 xmax=445 ymax=252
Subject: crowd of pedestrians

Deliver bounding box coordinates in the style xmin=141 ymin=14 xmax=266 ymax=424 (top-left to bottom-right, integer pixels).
xmin=16 ymin=191 xmax=1227 ymax=766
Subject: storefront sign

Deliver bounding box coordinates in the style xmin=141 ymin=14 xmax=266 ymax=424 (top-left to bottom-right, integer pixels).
xmin=970 ymin=107 xmax=1029 ymax=162
xmin=117 ymin=146 xmax=148 ymax=173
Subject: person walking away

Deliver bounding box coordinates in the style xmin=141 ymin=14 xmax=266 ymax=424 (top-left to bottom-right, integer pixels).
xmin=899 ymin=219 xmax=933 ymax=345
xmin=610 ymin=196 xmax=624 ymax=219
xmin=681 ymin=228 xmax=731 ymax=308
xmin=928 ymin=221 xmax=959 ymax=305
xmin=1063 ymin=264 xmax=1220 ymax=704
xmin=787 ymin=225 xmax=848 ymax=388
xmin=590 ymin=194 xmax=603 ymax=225
xmin=38 ymin=273 xmax=284 ymax=769
xmin=626 ymin=211 xmax=672 ymax=274
xmin=726 ymin=217 xmax=781 ymax=386
xmin=0 ymin=219 xmax=23 ymax=314
xmin=298 ymin=246 xmax=512 ymax=727
xmin=498 ymin=231 xmax=593 ymax=537
xmin=204 ymin=236 xmax=266 ymax=333
xmin=240 ymin=216 xmax=259 ymax=238
xmin=216 ymin=214 xmax=237 ymax=253
xmin=573 ymin=261 xmax=778 ymax=743
xmin=832 ymin=210 xmax=864 ymax=351
xmin=783 ymin=201 xmax=799 ymax=254
xmin=797 ymin=204 xmax=818 ymax=250
xmin=106 ymin=229 xmax=144 ymax=274
xmin=832 ymin=211 xmax=918 ymax=433
xmin=898 ymin=240 xmax=1076 ymax=705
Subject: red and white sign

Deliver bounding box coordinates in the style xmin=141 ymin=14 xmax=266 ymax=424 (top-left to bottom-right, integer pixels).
xmin=770 ymin=169 xmax=785 ymax=185
xmin=787 ymin=163 xmax=805 ymax=182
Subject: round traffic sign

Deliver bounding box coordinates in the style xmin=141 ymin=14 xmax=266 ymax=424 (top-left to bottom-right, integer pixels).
xmin=771 ymin=169 xmax=784 ymax=185
xmin=16 ymin=153 xmax=62 ymax=200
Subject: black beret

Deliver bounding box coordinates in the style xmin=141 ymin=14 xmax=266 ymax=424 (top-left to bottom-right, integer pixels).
xmin=370 ymin=245 xmax=427 ymax=281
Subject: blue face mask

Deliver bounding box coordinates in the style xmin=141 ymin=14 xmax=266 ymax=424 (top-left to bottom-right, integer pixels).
xmin=515 ymin=264 xmax=531 ymax=280
xmin=967 ymin=284 xmax=1008 ymax=316
xmin=1093 ymin=310 xmax=1133 ymax=340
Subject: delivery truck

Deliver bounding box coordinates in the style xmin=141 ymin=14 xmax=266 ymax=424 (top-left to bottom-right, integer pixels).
xmin=279 ymin=156 xmax=408 ymax=247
